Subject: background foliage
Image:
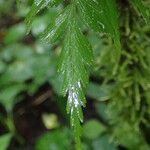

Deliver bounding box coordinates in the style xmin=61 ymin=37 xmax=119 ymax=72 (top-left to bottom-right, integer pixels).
xmin=0 ymin=0 xmax=150 ymax=150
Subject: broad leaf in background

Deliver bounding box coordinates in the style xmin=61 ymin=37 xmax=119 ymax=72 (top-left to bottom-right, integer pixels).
xmin=4 ymin=23 xmax=26 ymax=44
xmin=92 ymin=134 xmax=118 ymax=150
xmin=35 ymin=129 xmax=70 ymax=150
xmin=131 ymin=0 xmax=149 ymax=23
xmin=0 ymin=84 xmax=25 ymax=111
xmin=86 ymin=82 xmax=113 ymax=101
xmin=95 ymin=103 xmax=109 ymax=123
xmin=76 ymin=0 xmax=121 ymax=53
xmin=0 ymin=43 xmax=52 ymax=110
xmin=0 ymin=134 xmax=12 ymax=150
xmin=82 ymin=119 xmax=106 ymax=139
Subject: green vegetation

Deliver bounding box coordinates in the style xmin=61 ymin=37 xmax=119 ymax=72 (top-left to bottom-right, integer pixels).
xmin=0 ymin=0 xmax=150 ymax=150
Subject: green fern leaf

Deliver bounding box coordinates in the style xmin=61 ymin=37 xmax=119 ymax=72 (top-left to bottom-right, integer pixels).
xmin=41 ymin=5 xmax=71 ymax=43
xmin=25 ymin=0 xmax=62 ymax=33
xmin=58 ymin=8 xmax=93 ymax=149
xmin=76 ymin=0 xmax=121 ymax=51
xmin=130 ymin=0 xmax=149 ymax=23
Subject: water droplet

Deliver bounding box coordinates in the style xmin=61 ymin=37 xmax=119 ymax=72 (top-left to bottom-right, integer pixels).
xmin=97 ymin=21 xmax=105 ymax=29
xmin=77 ymin=81 xmax=81 ymax=88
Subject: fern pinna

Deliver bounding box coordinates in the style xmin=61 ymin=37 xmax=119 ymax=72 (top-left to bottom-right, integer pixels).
xmin=23 ymin=0 xmax=148 ymax=149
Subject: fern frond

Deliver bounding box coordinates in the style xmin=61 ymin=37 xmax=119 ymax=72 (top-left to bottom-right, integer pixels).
xmin=58 ymin=6 xmax=93 ymax=149
xmin=76 ymin=0 xmax=121 ymax=51
xmin=25 ymin=0 xmax=62 ymax=33
xmin=41 ymin=5 xmax=71 ymax=43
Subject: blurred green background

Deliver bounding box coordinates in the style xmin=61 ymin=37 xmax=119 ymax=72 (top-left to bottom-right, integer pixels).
xmin=0 ymin=0 xmax=150 ymax=150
